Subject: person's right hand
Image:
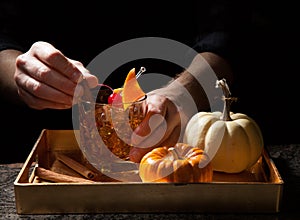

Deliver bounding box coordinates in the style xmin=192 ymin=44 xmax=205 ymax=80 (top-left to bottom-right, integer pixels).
xmin=129 ymin=86 xmax=194 ymax=163
xmin=14 ymin=41 xmax=98 ymax=110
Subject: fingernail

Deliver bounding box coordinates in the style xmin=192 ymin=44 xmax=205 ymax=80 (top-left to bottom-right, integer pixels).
xmin=72 ymin=71 xmax=83 ymax=83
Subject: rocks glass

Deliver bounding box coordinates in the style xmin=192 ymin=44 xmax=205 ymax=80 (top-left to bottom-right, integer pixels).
xmin=78 ymin=87 xmax=146 ymax=181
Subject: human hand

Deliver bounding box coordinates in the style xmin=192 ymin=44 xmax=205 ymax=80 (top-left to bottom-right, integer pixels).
xmin=129 ymin=87 xmax=193 ymax=163
xmin=14 ymin=41 xmax=98 ymax=109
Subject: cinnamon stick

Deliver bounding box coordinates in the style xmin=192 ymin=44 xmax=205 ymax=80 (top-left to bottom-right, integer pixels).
xmin=56 ymin=153 xmax=97 ymax=180
xmin=51 ymin=159 xmax=84 ymax=178
xmin=35 ymin=167 xmax=95 ymax=183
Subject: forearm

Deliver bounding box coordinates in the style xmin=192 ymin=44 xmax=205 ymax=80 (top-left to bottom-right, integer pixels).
xmin=0 ymin=49 xmax=24 ymax=105
xmin=167 ymin=52 xmax=233 ymax=114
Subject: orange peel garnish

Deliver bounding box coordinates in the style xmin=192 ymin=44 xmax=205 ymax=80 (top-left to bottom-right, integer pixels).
xmin=122 ymin=68 xmax=146 ymax=109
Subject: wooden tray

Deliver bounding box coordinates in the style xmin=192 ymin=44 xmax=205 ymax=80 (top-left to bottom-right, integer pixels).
xmin=14 ymin=129 xmax=283 ymax=214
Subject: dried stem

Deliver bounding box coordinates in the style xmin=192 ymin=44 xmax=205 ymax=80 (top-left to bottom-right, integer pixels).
xmin=216 ymin=79 xmax=237 ymax=121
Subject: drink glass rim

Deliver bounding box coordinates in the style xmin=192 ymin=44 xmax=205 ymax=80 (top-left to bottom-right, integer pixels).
xmin=79 ymin=94 xmax=147 ymax=106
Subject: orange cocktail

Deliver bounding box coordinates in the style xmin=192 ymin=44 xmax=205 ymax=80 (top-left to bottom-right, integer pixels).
xmin=95 ymin=90 xmax=146 ymax=160
xmin=78 ymin=68 xmax=146 ymax=179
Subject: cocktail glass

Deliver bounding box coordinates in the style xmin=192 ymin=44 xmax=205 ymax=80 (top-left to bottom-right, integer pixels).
xmin=78 ymin=87 xmax=146 ymax=181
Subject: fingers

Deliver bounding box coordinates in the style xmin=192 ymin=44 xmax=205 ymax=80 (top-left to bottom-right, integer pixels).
xmin=129 ymin=126 xmax=182 ymax=163
xmin=17 ymin=86 xmax=72 ymax=110
xmin=133 ymin=112 xmax=166 ymax=139
xmin=15 ymin=73 xmax=74 ymax=109
xmin=133 ymin=94 xmax=169 ymax=137
xmin=132 ymin=94 xmax=181 ymax=146
xmin=68 ymin=58 xmax=99 ymax=88
xmin=129 ymin=93 xmax=183 ymax=162
xmin=131 ymin=113 xmax=167 ymax=147
xmin=28 ymin=41 xmax=82 ymax=83
xmin=129 ymin=146 xmax=156 ymax=163
xmin=14 ymin=41 xmax=99 ymax=109
xmin=132 ymin=111 xmax=181 ymax=148
xmin=15 ymin=54 xmax=75 ymax=108
xmin=16 ymin=53 xmax=77 ymax=96
xmin=129 ymin=125 xmax=181 ymax=163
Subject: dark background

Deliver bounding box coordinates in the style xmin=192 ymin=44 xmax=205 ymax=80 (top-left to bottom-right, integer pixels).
xmin=0 ymin=0 xmax=299 ymax=163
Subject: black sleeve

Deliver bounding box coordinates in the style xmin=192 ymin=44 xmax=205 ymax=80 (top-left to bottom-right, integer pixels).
xmin=193 ymin=31 xmax=233 ymax=61
xmin=0 ymin=33 xmax=25 ymax=52
xmin=191 ymin=0 xmax=252 ymax=65
xmin=0 ymin=0 xmax=26 ymax=52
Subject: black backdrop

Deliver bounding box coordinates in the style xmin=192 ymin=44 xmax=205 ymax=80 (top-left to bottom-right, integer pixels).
xmin=1 ymin=0 xmax=299 ymax=163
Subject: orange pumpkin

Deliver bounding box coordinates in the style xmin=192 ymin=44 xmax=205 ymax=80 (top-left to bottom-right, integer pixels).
xmin=139 ymin=143 xmax=213 ymax=183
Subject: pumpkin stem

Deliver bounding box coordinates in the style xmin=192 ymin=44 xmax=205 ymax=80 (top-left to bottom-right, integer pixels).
xmin=168 ymin=147 xmax=181 ymax=160
xmin=216 ymin=79 xmax=237 ymax=121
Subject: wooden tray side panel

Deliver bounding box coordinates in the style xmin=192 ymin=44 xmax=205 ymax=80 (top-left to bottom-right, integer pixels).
xmin=14 ymin=183 xmax=281 ymax=214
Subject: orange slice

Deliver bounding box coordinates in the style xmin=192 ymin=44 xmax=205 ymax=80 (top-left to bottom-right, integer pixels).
xmin=113 ymin=88 xmax=123 ymax=94
xmin=122 ymin=68 xmax=146 ymax=109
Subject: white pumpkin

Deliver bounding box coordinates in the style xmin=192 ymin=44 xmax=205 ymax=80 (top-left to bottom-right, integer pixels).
xmin=183 ymin=79 xmax=264 ymax=173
